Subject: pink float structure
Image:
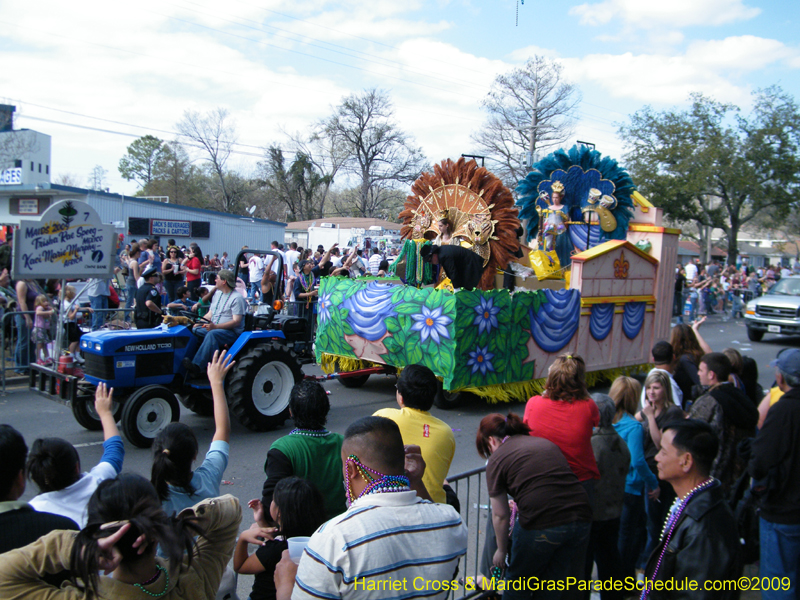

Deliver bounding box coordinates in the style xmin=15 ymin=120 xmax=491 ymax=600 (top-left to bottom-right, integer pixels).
xmin=314 ymin=147 xmax=679 ymax=407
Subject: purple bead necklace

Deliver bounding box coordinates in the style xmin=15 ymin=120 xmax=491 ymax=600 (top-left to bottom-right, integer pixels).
xmin=640 ymin=478 xmax=715 ymax=600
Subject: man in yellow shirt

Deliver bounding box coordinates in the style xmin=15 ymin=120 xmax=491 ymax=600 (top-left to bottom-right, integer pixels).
xmin=374 ymin=365 xmax=456 ymax=504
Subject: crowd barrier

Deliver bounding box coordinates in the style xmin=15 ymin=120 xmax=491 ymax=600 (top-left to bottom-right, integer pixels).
xmin=446 ymin=465 xmax=494 ymax=600
xmin=674 ymin=288 xmax=757 ymax=322
xmin=0 ymin=307 xmax=134 ymax=394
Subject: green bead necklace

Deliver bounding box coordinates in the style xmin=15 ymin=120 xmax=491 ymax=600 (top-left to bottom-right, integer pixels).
xmin=133 ymin=564 xmax=169 ymax=597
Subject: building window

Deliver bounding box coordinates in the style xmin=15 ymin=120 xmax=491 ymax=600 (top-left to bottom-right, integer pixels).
xmin=46 ymin=165 xmax=49 ymax=175
xmin=14 ymin=160 xmax=21 ymax=168
xmin=30 ymin=161 xmax=34 ymax=171
xmin=38 ymin=164 xmax=42 ymax=173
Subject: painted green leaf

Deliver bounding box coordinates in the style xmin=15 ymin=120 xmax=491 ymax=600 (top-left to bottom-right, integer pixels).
xmin=384 ymin=336 xmax=400 ymax=354
xmin=385 ymin=316 xmax=401 ymax=333
xmin=406 ymin=343 xmax=423 ymax=365
xmin=394 ymin=303 xmax=421 ymax=315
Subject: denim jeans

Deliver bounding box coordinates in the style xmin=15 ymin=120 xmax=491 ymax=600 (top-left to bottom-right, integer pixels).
xmin=760 ymin=518 xmax=800 ymax=599
xmin=191 ymin=327 xmax=238 ymax=370
xmin=163 ymin=279 xmax=182 ymax=303
xmin=89 ymin=295 xmax=108 ymax=331
xmin=14 ymin=312 xmax=32 ymax=373
xmin=617 ymin=492 xmax=647 ymax=577
xmin=249 ymin=281 xmax=260 ymax=302
xmin=125 ymin=283 xmax=137 ymax=323
xmin=505 ymin=519 xmax=591 ymax=600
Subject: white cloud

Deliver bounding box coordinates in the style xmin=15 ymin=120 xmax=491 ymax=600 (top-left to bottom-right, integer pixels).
xmin=569 ymin=0 xmax=760 ymax=28
xmin=561 ymin=36 xmax=798 ymax=106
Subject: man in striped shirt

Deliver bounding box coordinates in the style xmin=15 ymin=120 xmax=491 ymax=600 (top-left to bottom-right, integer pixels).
xmin=289 ymin=416 xmax=468 ymax=600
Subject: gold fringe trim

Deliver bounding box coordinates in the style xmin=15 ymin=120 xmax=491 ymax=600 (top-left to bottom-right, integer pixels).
xmin=452 ymin=363 xmax=653 ymax=404
xmin=318 ymin=354 xmax=393 ymax=375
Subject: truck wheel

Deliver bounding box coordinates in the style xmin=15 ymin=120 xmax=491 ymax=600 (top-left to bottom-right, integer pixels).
xmin=228 ymin=343 xmax=302 ymax=431
xmin=121 ymin=385 xmax=180 ymax=448
xmin=434 ymin=383 xmax=470 ymax=410
xmin=72 ymin=394 xmax=123 ymax=431
xmin=338 ymin=373 xmax=370 ymax=388
xmin=747 ymin=327 xmax=764 ymax=342
xmin=178 ymin=390 xmax=214 ymax=416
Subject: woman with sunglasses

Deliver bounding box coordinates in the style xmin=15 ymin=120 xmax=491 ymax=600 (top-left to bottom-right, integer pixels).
xmin=162 ymin=248 xmax=186 ymax=302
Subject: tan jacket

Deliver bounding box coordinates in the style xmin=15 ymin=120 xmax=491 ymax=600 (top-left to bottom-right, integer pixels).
xmin=0 ymin=494 xmax=241 ymax=600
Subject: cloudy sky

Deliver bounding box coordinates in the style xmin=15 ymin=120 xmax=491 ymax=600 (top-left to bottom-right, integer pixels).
xmin=2 ymin=0 xmax=798 ymax=197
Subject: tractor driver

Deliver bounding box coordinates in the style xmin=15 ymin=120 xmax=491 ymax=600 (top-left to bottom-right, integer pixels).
xmin=134 ymin=266 xmax=163 ymax=329
xmin=182 ymin=269 xmax=247 ymax=379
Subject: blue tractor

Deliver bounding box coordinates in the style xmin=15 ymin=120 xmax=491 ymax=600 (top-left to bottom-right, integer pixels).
xmin=30 ymin=250 xmax=313 ymax=448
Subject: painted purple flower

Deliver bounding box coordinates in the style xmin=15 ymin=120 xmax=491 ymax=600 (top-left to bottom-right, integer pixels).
xmin=318 ymin=292 xmax=333 ymax=324
xmin=410 ymin=305 xmax=452 ymax=345
xmin=467 ymin=345 xmax=495 ymax=376
xmin=473 ymin=296 xmax=501 ymax=335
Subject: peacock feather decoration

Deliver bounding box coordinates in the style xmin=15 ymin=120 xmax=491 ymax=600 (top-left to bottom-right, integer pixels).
xmin=516 ymin=145 xmax=635 ymax=262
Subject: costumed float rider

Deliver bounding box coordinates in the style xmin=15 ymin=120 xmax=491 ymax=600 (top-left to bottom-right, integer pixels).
xmin=182 ymin=268 xmax=247 ymax=380
xmin=134 ymin=266 xmax=163 ymax=330
xmin=420 ymin=244 xmax=483 ymax=291
xmin=535 ymin=180 xmax=571 ymax=268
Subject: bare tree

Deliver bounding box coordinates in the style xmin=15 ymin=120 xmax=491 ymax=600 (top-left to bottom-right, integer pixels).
xmin=472 ymin=55 xmax=581 ymax=187
xmin=53 ymin=173 xmax=83 ymax=187
xmin=318 ymin=89 xmax=427 ymax=218
xmin=176 ymin=108 xmax=239 ymax=213
xmin=0 ymin=131 xmax=39 ymax=171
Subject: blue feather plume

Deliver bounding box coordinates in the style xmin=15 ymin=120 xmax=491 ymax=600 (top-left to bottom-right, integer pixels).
xmin=516 ymin=145 xmax=635 ymax=245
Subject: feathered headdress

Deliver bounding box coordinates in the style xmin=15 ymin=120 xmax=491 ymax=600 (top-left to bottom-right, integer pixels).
xmin=399 ymin=157 xmax=520 ymax=290
xmin=516 ymin=145 xmax=635 ymax=244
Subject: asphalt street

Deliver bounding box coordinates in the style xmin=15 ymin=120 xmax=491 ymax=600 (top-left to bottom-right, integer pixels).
xmin=1 ymin=312 xmax=794 ymax=597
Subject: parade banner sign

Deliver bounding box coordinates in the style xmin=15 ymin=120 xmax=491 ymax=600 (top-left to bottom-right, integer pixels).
xmin=12 ymin=200 xmax=117 ymax=279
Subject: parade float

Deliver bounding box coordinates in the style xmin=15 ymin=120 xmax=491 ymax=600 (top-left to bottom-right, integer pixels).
xmin=314 ymin=147 xmax=679 ymax=407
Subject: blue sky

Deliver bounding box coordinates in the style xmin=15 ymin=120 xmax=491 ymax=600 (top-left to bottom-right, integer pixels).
xmin=2 ymin=0 xmax=798 ymax=197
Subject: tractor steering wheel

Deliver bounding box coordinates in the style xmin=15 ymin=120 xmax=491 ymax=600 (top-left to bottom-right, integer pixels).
xmin=179 ymin=310 xmax=211 ymax=338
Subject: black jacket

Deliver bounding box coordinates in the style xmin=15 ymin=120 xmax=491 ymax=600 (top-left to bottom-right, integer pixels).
xmin=645 ymin=481 xmax=740 ymax=599
xmin=749 ymin=386 xmax=800 ymax=524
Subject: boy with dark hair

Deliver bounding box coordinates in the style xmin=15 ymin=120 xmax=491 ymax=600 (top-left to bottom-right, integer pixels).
xmin=261 ymin=380 xmax=345 ymax=520
xmin=689 ymin=352 xmax=758 ymax=494
xmin=0 ymin=424 xmax=78 ymax=553
xmin=645 ymin=419 xmax=739 ymax=598
xmin=374 ymin=364 xmax=455 ymax=503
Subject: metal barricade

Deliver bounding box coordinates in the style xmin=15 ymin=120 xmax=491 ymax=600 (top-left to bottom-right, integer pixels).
xmin=446 ymin=465 xmax=495 ymax=600
xmin=0 ymin=307 xmax=135 ymax=394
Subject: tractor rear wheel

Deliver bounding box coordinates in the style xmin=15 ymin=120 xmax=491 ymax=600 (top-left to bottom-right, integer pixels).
xmin=228 ymin=343 xmax=303 ymax=431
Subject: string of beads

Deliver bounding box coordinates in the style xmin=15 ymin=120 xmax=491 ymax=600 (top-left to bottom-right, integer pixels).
xmin=345 ymin=454 xmax=410 ymax=506
xmin=641 ymin=478 xmax=715 ymax=600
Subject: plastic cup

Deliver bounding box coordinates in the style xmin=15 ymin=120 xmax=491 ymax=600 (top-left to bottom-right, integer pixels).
xmin=287 ymin=536 xmax=310 ymax=564
xmin=173 ymin=264 xmax=180 ymax=274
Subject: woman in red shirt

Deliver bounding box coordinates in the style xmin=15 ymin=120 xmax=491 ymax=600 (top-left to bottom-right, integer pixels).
xmin=523 ymin=354 xmax=598 ymax=599
xmin=523 ymin=354 xmax=600 ymax=489
xmin=183 ymin=243 xmax=204 ymax=300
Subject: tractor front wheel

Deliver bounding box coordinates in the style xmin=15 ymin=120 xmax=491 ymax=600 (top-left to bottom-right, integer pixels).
xmin=120 ymin=385 xmax=180 ymax=448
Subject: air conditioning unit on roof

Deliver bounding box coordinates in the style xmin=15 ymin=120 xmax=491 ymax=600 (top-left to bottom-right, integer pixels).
xmin=320 ymin=223 xmax=336 ymax=228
